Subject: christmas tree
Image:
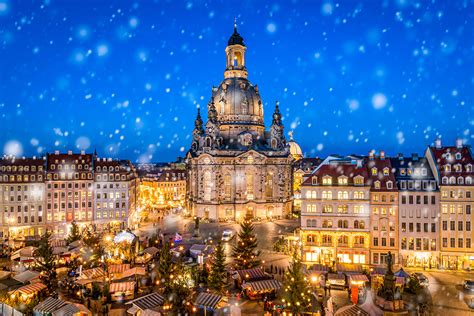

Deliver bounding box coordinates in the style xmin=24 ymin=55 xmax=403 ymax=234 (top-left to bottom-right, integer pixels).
xmin=157 ymin=240 xmax=175 ymax=293
xmin=35 ymin=231 xmax=57 ymax=289
xmin=66 ymin=221 xmax=81 ymax=244
xmin=282 ymin=249 xmax=312 ymax=314
xmin=208 ymin=240 xmax=227 ymax=293
xmin=232 ymin=220 xmax=261 ymax=269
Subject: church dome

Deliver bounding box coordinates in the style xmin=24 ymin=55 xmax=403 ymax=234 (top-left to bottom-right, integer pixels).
xmin=288 ymin=137 xmax=303 ymax=160
xmin=211 ymin=77 xmax=264 ymax=126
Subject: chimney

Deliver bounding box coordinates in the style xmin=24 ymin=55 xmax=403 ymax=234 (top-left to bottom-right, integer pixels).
xmin=397 ymin=153 xmax=404 ymax=160
xmin=456 ymin=138 xmax=463 ymax=149
xmin=369 ymin=151 xmax=374 ymax=160
xmin=412 ymin=153 xmax=419 ymax=161
xmin=356 ymin=160 xmax=363 ymax=168
xmin=435 ymin=138 xmax=442 ymax=149
xmin=67 ymin=150 xmax=72 ymax=155
xmin=380 ymin=151 xmax=385 ymax=160
xmin=80 ymin=150 xmax=85 ymax=155
xmin=54 ymin=150 xmax=60 ymax=155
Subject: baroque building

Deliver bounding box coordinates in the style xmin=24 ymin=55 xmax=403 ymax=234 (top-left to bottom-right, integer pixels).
xmin=186 ymin=25 xmax=293 ymax=221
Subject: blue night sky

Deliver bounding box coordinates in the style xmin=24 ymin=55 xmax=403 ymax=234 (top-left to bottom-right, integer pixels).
xmin=0 ymin=0 xmax=473 ymax=162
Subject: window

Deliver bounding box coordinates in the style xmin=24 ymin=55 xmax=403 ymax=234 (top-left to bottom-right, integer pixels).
xmin=338 ymin=177 xmax=348 ymax=185
xmin=416 ymin=223 xmax=421 ymax=232
xmin=322 ymin=205 xmax=333 ymax=213
xmin=354 ymin=176 xmax=364 ymax=185
xmin=371 ymin=167 xmax=377 ymax=175
xmin=224 ymin=174 xmax=231 ymax=200
xmin=383 ymin=168 xmax=389 ymax=175
xmin=322 ymin=176 xmax=332 ymax=185
xmin=401 ymin=196 xmax=406 ymax=204
xmin=450 ymin=238 xmax=455 ymax=248
xmin=459 ymin=221 xmax=463 ymax=231
xmin=467 ymin=205 xmax=471 ymax=215
xmin=450 ymin=221 xmax=455 ymax=231
xmin=442 ymin=238 xmax=447 ymax=248
xmin=409 ymin=223 xmax=413 ymax=232
xmin=431 ymin=196 xmax=436 ymax=204
xmin=373 ymin=237 xmax=378 ymax=246
xmin=467 ymin=222 xmax=471 ymax=231
xmin=467 ymin=239 xmax=472 ymax=249
xmin=386 ymin=181 xmax=393 ymax=189
xmin=459 ymin=238 xmax=464 ymax=248
xmin=424 ymin=223 xmax=428 ymax=232
xmin=442 ymin=221 xmax=447 ymax=231
xmin=431 ymin=223 xmax=436 ymax=232
xmin=374 ymin=181 xmax=381 ymax=189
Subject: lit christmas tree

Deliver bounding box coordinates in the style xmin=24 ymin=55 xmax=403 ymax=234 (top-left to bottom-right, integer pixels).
xmin=232 ymin=220 xmax=261 ymax=269
xmin=282 ymin=249 xmax=312 ymax=314
xmin=208 ymin=240 xmax=227 ymax=293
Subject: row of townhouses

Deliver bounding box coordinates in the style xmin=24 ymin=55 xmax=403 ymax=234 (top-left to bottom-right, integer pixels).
xmin=300 ymin=138 xmax=474 ymax=270
xmin=0 ymin=151 xmax=138 ymax=239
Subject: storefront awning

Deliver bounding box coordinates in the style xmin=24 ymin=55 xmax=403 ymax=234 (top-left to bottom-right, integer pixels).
xmin=328 ymin=273 xmax=345 ymax=281
xmin=349 ymin=274 xmax=369 ymax=283
xmin=242 ymin=279 xmax=282 ymax=292
xmin=110 ymin=281 xmax=135 ymax=293
xmin=235 ymin=268 xmax=266 ymax=281
xmin=13 ymin=282 xmax=47 ymax=296
xmin=195 ymin=292 xmax=223 ymax=310
xmin=108 ymin=264 xmax=131 ymax=275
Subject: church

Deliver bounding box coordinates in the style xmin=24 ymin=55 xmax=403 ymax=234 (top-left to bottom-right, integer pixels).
xmin=186 ymin=25 xmax=294 ymax=221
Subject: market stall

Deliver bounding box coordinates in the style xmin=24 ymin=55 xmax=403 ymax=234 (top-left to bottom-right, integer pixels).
xmin=327 ymin=273 xmax=346 ymax=289
xmin=110 ymin=281 xmax=136 ymax=301
xmin=194 ymin=292 xmax=224 ymax=315
xmin=241 ymin=279 xmax=282 ymax=300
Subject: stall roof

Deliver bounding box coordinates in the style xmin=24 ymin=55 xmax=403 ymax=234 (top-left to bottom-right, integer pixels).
xmin=52 ymin=302 xmax=91 ymax=316
xmin=119 ymin=267 xmax=147 ymax=279
xmin=334 ymin=304 xmax=369 ymax=316
xmin=13 ymin=282 xmax=47 ymax=296
xmin=242 ymin=279 xmax=282 ymax=292
xmin=336 ymin=264 xmax=363 ymax=273
xmin=235 ymin=268 xmax=266 ymax=281
xmin=370 ymin=268 xmax=387 ymax=276
xmin=195 ymin=292 xmax=223 ymax=310
xmin=110 ymin=281 xmax=135 ymax=293
xmin=142 ymin=247 xmax=159 ymax=256
xmin=79 ymin=267 xmax=106 ymax=280
xmin=33 ymin=297 xmax=67 ymax=314
xmin=349 ymin=274 xmax=369 ymax=282
xmin=128 ymin=292 xmax=165 ymax=311
xmin=13 ymin=270 xmax=40 ymax=284
xmin=108 ymin=264 xmax=131 ymax=275
xmin=327 ymin=273 xmax=345 ymax=280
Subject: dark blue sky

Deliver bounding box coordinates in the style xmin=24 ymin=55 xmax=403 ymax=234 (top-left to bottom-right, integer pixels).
xmin=0 ymin=0 xmax=472 ymax=162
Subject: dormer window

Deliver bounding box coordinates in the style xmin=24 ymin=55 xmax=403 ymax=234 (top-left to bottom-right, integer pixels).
xmin=458 ymin=177 xmax=464 ymax=185
xmin=414 ymin=168 xmax=420 ymax=176
xmin=354 ymin=176 xmax=364 ymax=186
xmin=445 ymin=153 xmax=451 ymax=160
xmin=455 ymin=153 xmax=462 ymax=160
xmin=338 ymin=176 xmax=348 ymax=185
xmin=454 ymin=164 xmax=462 ymax=173
xmin=400 ymin=168 xmax=406 ymax=175
xmin=421 ymin=168 xmax=427 ymax=176
xmin=445 ymin=165 xmax=451 ymax=172
xmin=374 ymin=181 xmax=381 ymax=189
xmin=387 ymin=181 xmax=393 ymax=189
xmin=371 ymin=167 xmax=377 ymax=175
xmin=442 ymin=177 xmax=448 ymax=185
xmin=322 ymin=176 xmax=332 ymax=185
xmin=407 ymin=169 xmax=412 ymax=175
xmin=311 ymin=177 xmax=317 ymax=185
xmin=467 ymin=164 xmax=473 ymax=173
xmin=383 ymin=167 xmax=389 ymax=176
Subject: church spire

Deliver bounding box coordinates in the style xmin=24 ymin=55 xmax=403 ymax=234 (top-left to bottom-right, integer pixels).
xmin=208 ymin=100 xmax=218 ymax=124
xmin=272 ymin=101 xmax=282 ymax=126
xmin=193 ymin=108 xmax=204 ymax=135
xmin=225 ymin=21 xmax=247 ymax=79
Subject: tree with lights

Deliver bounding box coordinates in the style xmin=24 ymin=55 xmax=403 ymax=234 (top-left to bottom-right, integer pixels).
xmin=35 ymin=231 xmax=57 ymax=289
xmin=167 ymin=260 xmax=192 ymax=315
xmin=232 ymin=220 xmax=261 ymax=269
xmin=157 ymin=240 xmax=176 ymax=293
xmin=282 ymin=249 xmax=312 ymax=314
xmin=208 ymin=240 xmax=227 ymax=293
xmin=66 ymin=221 xmax=81 ymax=244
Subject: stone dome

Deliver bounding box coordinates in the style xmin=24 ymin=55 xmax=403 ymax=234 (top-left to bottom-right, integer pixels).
xmin=211 ymin=77 xmax=264 ymax=126
xmin=288 ymin=138 xmax=303 ymax=160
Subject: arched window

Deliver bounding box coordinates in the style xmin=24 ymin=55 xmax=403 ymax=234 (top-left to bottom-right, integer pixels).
xmin=466 ymin=177 xmax=472 ymax=185
xmin=359 ymin=221 xmax=365 ymax=229
xmin=449 ymin=177 xmax=456 ymax=184
xmin=205 ymin=137 xmax=212 ymax=147
xmin=305 ymin=191 xmax=312 ymax=199
xmin=343 ymin=220 xmax=348 ymax=228
xmin=354 ymin=220 xmax=359 ymax=229
xmin=445 ymin=165 xmax=451 ymax=172
xmin=338 ymin=235 xmax=348 ymax=245
xmin=338 ymin=220 xmax=343 ymax=228
xmin=224 ymin=174 xmax=231 ymax=200
xmin=458 ymin=177 xmax=464 ymax=185
xmin=266 ymin=173 xmax=273 ymax=198
xmin=203 ymin=171 xmax=212 ymax=201
xmin=311 ymin=191 xmax=317 ymax=199
xmin=442 ymin=177 xmax=448 ymax=184
xmin=271 ymin=139 xmax=277 ymax=149
xmin=246 ymin=173 xmax=254 ymax=200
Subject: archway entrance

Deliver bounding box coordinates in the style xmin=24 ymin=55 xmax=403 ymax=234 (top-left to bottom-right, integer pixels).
xmin=246 ymin=207 xmax=254 ymax=219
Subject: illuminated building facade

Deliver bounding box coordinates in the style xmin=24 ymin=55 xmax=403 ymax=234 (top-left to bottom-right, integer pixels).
xmin=367 ymin=151 xmax=399 ymax=266
xmin=426 ymin=138 xmax=474 ymax=269
xmin=138 ymin=168 xmax=186 ymax=211
xmin=300 ymin=156 xmax=371 ymax=265
xmin=94 ymin=158 xmax=138 ymax=230
xmin=0 ymin=151 xmax=138 ymax=239
xmin=391 ymin=154 xmax=439 ymax=268
xmin=0 ymin=157 xmax=46 ymax=239
xmin=186 ymin=25 xmax=293 ymax=221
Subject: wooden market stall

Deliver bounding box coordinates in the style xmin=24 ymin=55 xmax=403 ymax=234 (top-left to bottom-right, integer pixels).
xmin=241 ymin=279 xmax=282 ymax=300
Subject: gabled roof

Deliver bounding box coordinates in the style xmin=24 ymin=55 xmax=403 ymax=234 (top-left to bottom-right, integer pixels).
xmin=429 ymin=145 xmax=474 ymax=178
xmin=302 ymin=160 xmax=368 ymax=186
xmin=364 ymin=157 xmax=397 ymax=191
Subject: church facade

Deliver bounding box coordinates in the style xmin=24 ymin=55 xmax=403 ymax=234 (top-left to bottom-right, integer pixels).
xmin=186 ymin=26 xmax=293 ymax=221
